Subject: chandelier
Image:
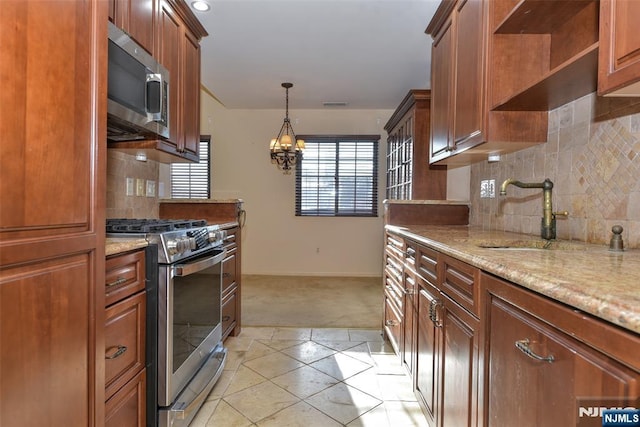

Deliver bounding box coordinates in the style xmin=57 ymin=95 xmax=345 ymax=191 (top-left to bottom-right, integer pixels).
xmin=270 ymin=82 xmax=305 ymax=173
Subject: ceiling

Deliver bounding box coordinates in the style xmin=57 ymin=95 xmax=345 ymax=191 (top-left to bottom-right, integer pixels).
xmin=189 ymin=0 xmax=441 ymax=110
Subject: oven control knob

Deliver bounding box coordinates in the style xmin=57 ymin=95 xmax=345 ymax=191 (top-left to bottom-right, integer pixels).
xmin=208 ymin=230 xmax=225 ymax=243
xmin=187 ymin=237 xmax=197 ymax=250
xmin=166 ymin=239 xmax=179 ymax=255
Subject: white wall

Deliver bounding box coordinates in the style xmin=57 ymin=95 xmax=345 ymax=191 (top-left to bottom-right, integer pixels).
xmin=200 ymin=91 xmax=394 ymax=277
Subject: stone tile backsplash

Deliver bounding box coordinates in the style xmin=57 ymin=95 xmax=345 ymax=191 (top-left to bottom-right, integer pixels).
xmin=470 ymin=93 xmax=640 ymax=248
xmin=106 ymin=151 xmax=160 ymax=219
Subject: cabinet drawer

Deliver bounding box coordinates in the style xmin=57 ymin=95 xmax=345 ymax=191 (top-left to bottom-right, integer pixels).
xmin=221 ymin=291 xmax=237 ymax=338
xmin=222 ymin=252 xmax=237 ymax=294
xmin=223 ymin=230 xmax=237 ymax=246
xmin=417 ymin=245 xmax=438 ymax=285
xmin=384 ymin=273 xmax=404 ymax=311
xmin=106 ymin=250 xmax=145 ymax=307
xmin=105 ymin=291 xmax=146 ymax=400
xmin=440 ymin=254 xmax=480 ymax=317
xmin=386 ymin=232 xmax=405 ymax=261
xmin=385 ymin=253 xmax=403 ymax=285
xmin=384 ymin=296 xmax=403 ymax=355
xmin=105 ymin=368 xmax=146 ymax=427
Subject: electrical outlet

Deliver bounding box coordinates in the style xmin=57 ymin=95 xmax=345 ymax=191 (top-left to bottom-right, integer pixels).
xmin=480 ymin=180 xmax=489 ymax=198
xmin=488 ymin=179 xmax=496 ymax=198
xmin=146 ymin=180 xmax=156 ymax=197
xmin=125 ymin=177 xmax=134 ymax=196
xmin=136 ymin=178 xmax=145 ymax=196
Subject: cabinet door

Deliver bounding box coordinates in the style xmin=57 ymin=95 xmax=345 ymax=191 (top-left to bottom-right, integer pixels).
xmin=452 ymin=0 xmax=485 ymax=149
xmin=402 ymin=270 xmax=417 ymax=376
xmin=416 ymin=284 xmax=441 ymax=427
xmin=440 ymin=295 xmax=480 ymax=427
xmin=430 ymin=17 xmax=454 ymax=163
xmin=111 ymin=0 xmax=155 ymax=54
xmin=182 ymin=29 xmax=201 ymax=159
xmin=598 ymin=0 xmax=640 ymax=95
xmin=483 ymin=273 xmax=640 ymax=427
xmin=157 ymin=0 xmax=184 ymax=153
xmin=0 ymin=1 xmax=106 ymax=425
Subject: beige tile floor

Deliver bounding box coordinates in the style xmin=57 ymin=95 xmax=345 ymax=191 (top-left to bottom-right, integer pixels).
xmin=190 ymin=327 xmax=428 ymax=427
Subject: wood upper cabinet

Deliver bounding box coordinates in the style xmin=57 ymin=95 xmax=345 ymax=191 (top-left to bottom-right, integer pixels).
xmin=428 ymin=0 xmax=488 ymax=165
xmin=384 ymin=90 xmax=447 ymax=201
xmin=0 ymin=0 xmax=107 ymax=425
xmin=430 ymin=16 xmax=454 ymax=162
xmin=598 ymin=0 xmax=640 ymax=96
xmin=109 ymin=0 xmax=207 ymax=163
xmin=156 ymin=0 xmax=207 ymax=162
xmin=109 ymin=0 xmax=155 ymax=55
xmin=482 ymin=272 xmax=640 ymax=427
xmin=426 ymin=0 xmax=560 ymax=166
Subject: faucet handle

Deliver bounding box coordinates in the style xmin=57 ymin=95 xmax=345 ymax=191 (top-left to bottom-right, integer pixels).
xmin=553 ymin=211 xmax=569 ymax=218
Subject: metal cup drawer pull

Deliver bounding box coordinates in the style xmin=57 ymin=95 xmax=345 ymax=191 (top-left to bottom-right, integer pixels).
xmin=385 ymin=319 xmax=399 ymax=327
xmin=515 ymin=339 xmax=554 ymax=363
xmin=105 ymin=345 xmax=128 ymax=360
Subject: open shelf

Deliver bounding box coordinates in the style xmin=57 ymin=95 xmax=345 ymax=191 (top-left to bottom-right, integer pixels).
xmin=492 ymin=42 xmax=598 ymax=111
xmin=494 ymin=0 xmax=595 ymax=34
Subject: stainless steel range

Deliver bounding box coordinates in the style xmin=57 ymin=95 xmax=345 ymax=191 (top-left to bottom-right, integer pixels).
xmin=107 ymin=219 xmax=228 ymax=427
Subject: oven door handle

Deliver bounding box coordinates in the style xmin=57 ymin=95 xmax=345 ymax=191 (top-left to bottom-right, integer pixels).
xmin=173 ymin=249 xmax=227 ymax=277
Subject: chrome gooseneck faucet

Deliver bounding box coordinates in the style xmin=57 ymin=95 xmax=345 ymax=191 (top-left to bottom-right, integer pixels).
xmin=500 ymin=178 xmax=566 ymax=240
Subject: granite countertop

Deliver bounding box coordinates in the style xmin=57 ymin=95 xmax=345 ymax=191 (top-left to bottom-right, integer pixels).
xmin=386 ymin=225 xmax=640 ymax=334
xmin=106 ymin=238 xmax=148 ymax=257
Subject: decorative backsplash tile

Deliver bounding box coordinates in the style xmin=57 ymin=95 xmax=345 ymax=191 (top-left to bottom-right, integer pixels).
xmin=106 ymin=151 xmax=160 ymax=219
xmin=470 ymin=93 xmax=640 ymax=248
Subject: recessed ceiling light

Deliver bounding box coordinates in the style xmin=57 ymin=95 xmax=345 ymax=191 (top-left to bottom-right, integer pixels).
xmin=191 ymin=1 xmax=211 ymax=12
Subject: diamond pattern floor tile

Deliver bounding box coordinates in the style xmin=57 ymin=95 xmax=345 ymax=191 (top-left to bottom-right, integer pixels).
xmin=195 ymin=328 xmax=425 ymax=426
xmin=305 ymin=382 xmax=383 ymax=424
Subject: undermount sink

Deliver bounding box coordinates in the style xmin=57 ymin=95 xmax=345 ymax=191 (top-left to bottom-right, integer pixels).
xmin=474 ymin=239 xmax=587 ymax=251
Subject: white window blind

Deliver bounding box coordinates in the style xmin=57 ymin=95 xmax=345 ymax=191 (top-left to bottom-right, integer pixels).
xmin=170 ymin=136 xmax=211 ymax=199
xmin=295 ymin=135 xmax=379 ymax=217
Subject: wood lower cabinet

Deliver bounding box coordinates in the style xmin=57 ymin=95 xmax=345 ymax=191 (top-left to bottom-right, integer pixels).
xmin=221 ymin=227 xmax=241 ymax=338
xmin=439 ymin=292 xmax=480 ymax=427
xmin=482 ymin=272 xmax=640 ymax=427
xmin=384 ymin=227 xmax=639 ymax=427
xmin=383 ymin=232 xmax=406 ymax=355
xmin=417 ymin=251 xmax=480 ymax=427
xmin=416 ymin=276 xmax=441 ymax=427
xmin=105 ymin=250 xmax=147 ymax=426
xmin=0 ymin=1 xmax=106 ymax=425
xmin=598 ymin=0 xmax=640 ymax=96
xmin=386 ymin=232 xmax=480 ymax=427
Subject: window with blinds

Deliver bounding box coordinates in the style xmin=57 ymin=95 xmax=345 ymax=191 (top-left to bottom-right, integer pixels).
xmin=295 ymin=135 xmax=379 ymax=217
xmin=170 ymin=136 xmax=211 ymax=199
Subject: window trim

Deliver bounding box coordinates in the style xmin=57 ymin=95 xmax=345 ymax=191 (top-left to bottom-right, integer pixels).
xmin=295 ymin=134 xmax=380 ymax=217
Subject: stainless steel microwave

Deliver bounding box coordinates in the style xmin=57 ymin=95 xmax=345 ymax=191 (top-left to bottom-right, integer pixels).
xmin=107 ymin=22 xmax=170 ymax=142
